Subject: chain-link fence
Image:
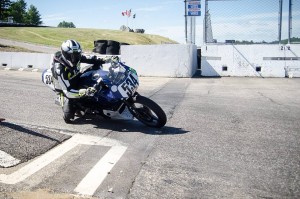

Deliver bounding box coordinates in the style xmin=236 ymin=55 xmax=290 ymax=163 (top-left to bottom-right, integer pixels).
xmin=194 ymin=0 xmax=300 ymax=45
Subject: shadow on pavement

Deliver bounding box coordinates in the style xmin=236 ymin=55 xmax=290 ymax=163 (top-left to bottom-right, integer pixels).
xmin=0 ymin=122 xmax=63 ymax=143
xmin=0 ymin=122 xmax=71 ymax=165
xmin=72 ymin=115 xmax=189 ymax=135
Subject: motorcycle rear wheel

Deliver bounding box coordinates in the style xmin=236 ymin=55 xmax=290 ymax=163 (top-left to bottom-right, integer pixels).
xmin=131 ymin=95 xmax=167 ymax=128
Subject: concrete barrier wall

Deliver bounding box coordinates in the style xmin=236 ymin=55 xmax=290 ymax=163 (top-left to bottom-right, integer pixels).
xmin=0 ymin=52 xmax=53 ymax=70
xmin=0 ymin=44 xmax=198 ymax=77
xmin=201 ymin=44 xmax=300 ymax=77
xmin=2 ymin=44 xmax=299 ymax=78
xmin=121 ymin=44 xmax=198 ymax=77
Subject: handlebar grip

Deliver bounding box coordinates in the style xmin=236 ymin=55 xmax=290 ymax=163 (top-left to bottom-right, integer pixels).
xmin=93 ymin=77 xmax=106 ymax=91
xmin=93 ymin=82 xmax=101 ymax=91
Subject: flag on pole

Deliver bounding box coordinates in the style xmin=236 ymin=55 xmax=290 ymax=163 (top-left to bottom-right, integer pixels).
xmin=127 ymin=9 xmax=131 ymax=17
xmin=122 ymin=9 xmax=132 ymax=17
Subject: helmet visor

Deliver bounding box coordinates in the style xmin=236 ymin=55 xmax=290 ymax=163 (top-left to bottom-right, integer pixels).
xmin=64 ymin=51 xmax=81 ymax=66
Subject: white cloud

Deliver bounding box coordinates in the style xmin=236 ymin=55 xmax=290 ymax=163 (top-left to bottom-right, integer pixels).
xmin=43 ymin=14 xmax=68 ymax=22
xmin=135 ymin=6 xmax=163 ymax=12
xmin=147 ymin=25 xmax=186 ymax=44
xmin=135 ymin=0 xmax=181 ymax=12
xmin=160 ymin=0 xmax=182 ymax=5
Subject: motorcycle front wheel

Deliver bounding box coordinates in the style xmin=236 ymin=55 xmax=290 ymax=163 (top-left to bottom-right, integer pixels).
xmin=130 ymin=95 xmax=167 ymax=128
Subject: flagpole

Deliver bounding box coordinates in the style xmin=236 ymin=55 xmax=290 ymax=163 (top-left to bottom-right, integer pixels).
xmin=132 ymin=16 xmax=134 ymax=30
xmin=123 ymin=9 xmax=131 ymax=28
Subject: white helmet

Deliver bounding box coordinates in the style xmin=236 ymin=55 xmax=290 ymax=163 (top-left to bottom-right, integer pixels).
xmin=61 ymin=39 xmax=82 ymax=67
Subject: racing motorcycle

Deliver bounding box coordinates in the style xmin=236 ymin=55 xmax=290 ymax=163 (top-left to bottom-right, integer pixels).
xmin=42 ymin=60 xmax=167 ymax=128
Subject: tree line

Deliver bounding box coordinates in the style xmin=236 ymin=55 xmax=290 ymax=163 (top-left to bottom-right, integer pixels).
xmin=0 ymin=0 xmax=76 ymax=27
xmin=58 ymin=21 xmax=76 ymax=28
xmin=0 ymin=0 xmax=42 ymax=25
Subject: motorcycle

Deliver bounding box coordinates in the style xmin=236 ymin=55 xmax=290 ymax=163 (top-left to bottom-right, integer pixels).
xmin=42 ymin=60 xmax=167 ymax=128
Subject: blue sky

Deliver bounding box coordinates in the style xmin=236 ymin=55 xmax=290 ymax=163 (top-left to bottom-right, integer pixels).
xmin=23 ymin=0 xmax=299 ymax=45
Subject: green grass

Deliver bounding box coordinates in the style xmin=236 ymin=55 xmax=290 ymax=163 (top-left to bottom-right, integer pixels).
xmin=0 ymin=27 xmax=178 ymax=51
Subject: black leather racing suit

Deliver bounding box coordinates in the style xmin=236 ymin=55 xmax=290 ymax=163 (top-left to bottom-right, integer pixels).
xmin=51 ymin=51 xmax=105 ymax=118
xmin=51 ymin=51 xmax=105 ymax=98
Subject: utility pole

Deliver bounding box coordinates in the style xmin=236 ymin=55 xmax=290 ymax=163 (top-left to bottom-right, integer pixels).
xmin=288 ymin=0 xmax=292 ymax=44
xmin=203 ymin=0 xmax=239 ymax=44
xmin=184 ymin=0 xmax=188 ymax=43
xmin=278 ymin=0 xmax=283 ymax=44
xmin=204 ymin=0 xmax=208 ymax=44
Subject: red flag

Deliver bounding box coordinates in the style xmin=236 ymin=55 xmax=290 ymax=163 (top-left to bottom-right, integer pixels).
xmin=125 ymin=9 xmax=131 ymax=17
xmin=122 ymin=9 xmax=132 ymax=17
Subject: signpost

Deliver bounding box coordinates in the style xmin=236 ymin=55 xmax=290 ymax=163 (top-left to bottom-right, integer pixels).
xmin=185 ymin=0 xmax=201 ymax=44
xmin=187 ymin=0 xmax=201 ymax=16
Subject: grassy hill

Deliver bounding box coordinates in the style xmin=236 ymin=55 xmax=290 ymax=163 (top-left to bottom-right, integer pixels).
xmin=0 ymin=27 xmax=178 ymax=51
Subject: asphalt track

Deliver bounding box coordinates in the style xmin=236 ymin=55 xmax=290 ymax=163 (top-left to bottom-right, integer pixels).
xmin=0 ymin=69 xmax=300 ymax=198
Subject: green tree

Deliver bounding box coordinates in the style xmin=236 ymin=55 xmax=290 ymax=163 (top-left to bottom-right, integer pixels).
xmin=0 ymin=0 xmax=11 ymax=21
xmin=58 ymin=21 xmax=76 ymax=28
xmin=8 ymin=0 xmax=26 ymax=23
xmin=24 ymin=4 xmax=42 ymax=25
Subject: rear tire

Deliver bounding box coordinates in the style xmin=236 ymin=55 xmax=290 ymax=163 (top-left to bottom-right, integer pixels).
xmin=131 ymin=95 xmax=167 ymax=128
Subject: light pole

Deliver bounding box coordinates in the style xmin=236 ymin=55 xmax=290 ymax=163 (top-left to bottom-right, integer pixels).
xmin=204 ymin=0 xmax=208 ymax=44
xmin=288 ymin=0 xmax=292 ymax=44
xmin=278 ymin=0 xmax=283 ymax=44
xmin=185 ymin=0 xmax=188 ymax=43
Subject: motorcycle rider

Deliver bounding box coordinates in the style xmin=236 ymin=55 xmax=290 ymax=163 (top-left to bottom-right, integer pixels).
xmin=51 ymin=39 xmax=106 ymax=122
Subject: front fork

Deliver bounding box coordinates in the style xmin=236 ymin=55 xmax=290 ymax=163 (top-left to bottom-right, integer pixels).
xmin=123 ymin=92 xmax=140 ymax=117
xmin=55 ymin=93 xmax=65 ymax=107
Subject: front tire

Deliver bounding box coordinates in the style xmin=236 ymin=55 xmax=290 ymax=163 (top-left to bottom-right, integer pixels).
xmin=130 ymin=95 xmax=167 ymax=128
xmin=63 ymin=112 xmax=74 ymax=123
xmin=62 ymin=98 xmax=75 ymax=123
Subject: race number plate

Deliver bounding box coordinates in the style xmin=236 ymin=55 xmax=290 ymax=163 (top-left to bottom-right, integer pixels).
xmin=118 ymin=73 xmax=139 ymax=98
xmin=42 ymin=69 xmax=55 ymax=90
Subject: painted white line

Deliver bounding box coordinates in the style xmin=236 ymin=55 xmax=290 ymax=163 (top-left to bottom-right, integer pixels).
xmin=74 ymin=145 xmax=127 ymax=196
xmin=0 ymin=134 xmax=127 ymax=186
xmin=0 ymin=150 xmax=20 ymax=168
xmin=0 ymin=136 xmax=78 ymax=184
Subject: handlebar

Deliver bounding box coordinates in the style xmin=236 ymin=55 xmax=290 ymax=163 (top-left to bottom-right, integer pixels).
xmin=93 ymin=77 xmax=104 ymax=91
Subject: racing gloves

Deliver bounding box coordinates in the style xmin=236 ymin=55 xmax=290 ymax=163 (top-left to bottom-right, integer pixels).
xmin=103 ymin=56 xmax=119 ymax=63
xmin=79 ymin=87 xmax=96 ymax=97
